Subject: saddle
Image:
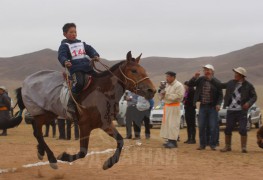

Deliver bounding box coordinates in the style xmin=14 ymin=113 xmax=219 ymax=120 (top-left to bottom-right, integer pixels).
xmin=62 ymin=72 xmax=93 ymax=92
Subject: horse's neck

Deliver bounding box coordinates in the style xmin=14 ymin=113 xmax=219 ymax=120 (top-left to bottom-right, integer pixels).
xmin=82 ymin=71 xmax=125 ymax=106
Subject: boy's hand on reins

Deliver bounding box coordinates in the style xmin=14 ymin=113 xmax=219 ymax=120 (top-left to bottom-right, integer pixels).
xmin=65 ymin=60 xmax=72 ymax=68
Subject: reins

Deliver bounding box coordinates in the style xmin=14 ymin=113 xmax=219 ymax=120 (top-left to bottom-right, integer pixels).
xmin=65 ymin=67 xmax=85 ymax=115
xmin=92 ymin=59 xmax=149 ymax=93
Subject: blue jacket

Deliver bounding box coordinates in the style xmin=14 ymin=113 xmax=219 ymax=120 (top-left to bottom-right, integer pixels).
xmin=58 ymin=39 xmax=99 ymax=74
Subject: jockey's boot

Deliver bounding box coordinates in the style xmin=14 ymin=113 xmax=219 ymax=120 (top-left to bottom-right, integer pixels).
xmin=241 ymin=136 xmax=248 ymax=153
xmin=220 ymin=135 xmax=232 ymax=152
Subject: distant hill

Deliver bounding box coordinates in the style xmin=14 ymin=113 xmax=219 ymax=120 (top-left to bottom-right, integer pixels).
xmin=1 ymin=43 xmax=263 ymax=95
xmin=138 ymin=43 xmax=263 ymax=84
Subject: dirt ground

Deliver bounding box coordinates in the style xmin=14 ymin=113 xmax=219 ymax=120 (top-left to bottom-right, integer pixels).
xmin=0 ymin=122 xmax=263 ymax=180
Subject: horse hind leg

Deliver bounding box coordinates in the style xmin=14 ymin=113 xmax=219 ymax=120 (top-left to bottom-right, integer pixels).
xmin=57 ymin=124 xmax=91 ymax=162
xmin=101 ymin=124 xmax=124 ymax=170
xmin=32 ymin=114 xmax=58 ymax=169
xmin=32 ymin=122 xmax=45 ymax=160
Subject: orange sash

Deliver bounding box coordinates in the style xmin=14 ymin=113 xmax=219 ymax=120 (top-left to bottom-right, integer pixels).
xmin=0 ymin=106 xmax=8 ymax=111
xmin=162 ymin=102 xmax=180 ymax=123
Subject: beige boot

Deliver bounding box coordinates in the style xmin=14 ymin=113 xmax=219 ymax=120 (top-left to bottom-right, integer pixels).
xmin=220 ymin=135 xmax=232 ymax=152
xmin=241 ymin=136 xmax=248 ymax=153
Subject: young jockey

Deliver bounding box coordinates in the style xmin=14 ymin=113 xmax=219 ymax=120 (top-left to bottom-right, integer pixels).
xmin=58 ymin=23 xmax=100 ymax=119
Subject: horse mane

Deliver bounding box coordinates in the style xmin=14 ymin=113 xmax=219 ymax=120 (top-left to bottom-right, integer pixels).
xmin=93 ymin=60 xmax=126 ymax=78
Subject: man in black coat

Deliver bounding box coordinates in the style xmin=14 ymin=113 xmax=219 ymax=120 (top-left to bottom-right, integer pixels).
xmin=220 ymin=67 xmax=257 ymax=153
xmin=188 ymin=64 xmax=223 ymax=150
xmin=183 ymin=81 xmax=196 ymax=144
xmin=0 ymin=86 xmax=11 ymax=136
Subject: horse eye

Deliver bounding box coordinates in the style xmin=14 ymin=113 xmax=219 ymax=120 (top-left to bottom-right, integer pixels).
xmin=131 ymin=69 xmax=137 ymax=74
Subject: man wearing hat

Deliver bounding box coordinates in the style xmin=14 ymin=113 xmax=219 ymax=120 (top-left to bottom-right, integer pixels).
xmin=160 ymin=71 xmax=185 ymax=148
xmin=188 ymin=64 xmax=223 ymax=150
xmin=220 ymin=67 xmax=257 ymax=153
xmin=0 ymin=86 xmax=11 ymax=136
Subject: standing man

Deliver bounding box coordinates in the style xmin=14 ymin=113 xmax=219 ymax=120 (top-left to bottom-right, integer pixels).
xmin=183 ymin=81 xmax=196 ymax=144
xmin=0 ymin=86 xmax=11 ymax=136
xmin=160 ymin=71 xmax=185 ymax=148
xmin=125 ymin=91 xmax=138 ymax=139
xmin=143 ymin=98 xmax=154 ymax=139
xmin=220 ymin=67 xmax=257 ymax=153
xmin=43 ymin=119 xmax=56 ymax=138
xmin=133 ymin=96 xmax=153 ymax=139
xmin=188 ymin=64 xmax=223 ymax=150
xmin=66 ymin=120 xmax=80 ymax=140
xmin=57 ymin=117 xmax=67 ymax=140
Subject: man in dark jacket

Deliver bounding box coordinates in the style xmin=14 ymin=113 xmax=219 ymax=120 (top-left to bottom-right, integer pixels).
xmin=0 ymin=86 xmax=11 ymax=136
xmin=188 ymin=64 xmax=223 ymax=150
xmin=220 ymin=67 xmax=257 ymax=153
xmin=183 ymin=81 xmax=196 ymax=144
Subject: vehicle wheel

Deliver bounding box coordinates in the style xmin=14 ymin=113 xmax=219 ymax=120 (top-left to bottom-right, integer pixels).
xmin=255 ymin=116 xmax=262 ymax=128
xmin=149 ymin=124 xmax=153 ymax=129
xmin=180 ymin=116 xmax=184 ymax=129
xmin=246 ymin=117 xmax=252 ymax=131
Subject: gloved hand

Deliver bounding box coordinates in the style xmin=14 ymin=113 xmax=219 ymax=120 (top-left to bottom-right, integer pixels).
xmin=65 ymin=60 xmax=72 ymax=68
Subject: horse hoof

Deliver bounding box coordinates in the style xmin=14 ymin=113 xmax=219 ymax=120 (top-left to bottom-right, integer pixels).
xmin=102 ymin=160 xmax=113 ymax=170
xmin=102 ymin=162 xmax=109 ymax=170
xmin=50 ymin=163 xmax=58 ymax=169
xmin=37 ymin=152 xmax=43 ymax=160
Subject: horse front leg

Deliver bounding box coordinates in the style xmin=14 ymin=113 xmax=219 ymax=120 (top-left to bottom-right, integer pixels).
xmin=101 ymin=123 xmax=124 ymax=170
xmin=57 ymin=124 xmax=91 ymax=162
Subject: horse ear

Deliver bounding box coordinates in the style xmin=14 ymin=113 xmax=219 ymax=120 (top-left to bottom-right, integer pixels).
xmin=135 ymin=53 xmax=142 ymax=63
xmin=126 ymin=51 xmax=132 ymax=61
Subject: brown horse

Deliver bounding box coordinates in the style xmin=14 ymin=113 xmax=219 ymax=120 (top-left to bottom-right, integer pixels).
xmin=15 ymin=51 xmax=156 ymax=170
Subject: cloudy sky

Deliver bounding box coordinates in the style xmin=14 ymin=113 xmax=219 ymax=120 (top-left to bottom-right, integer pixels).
xmin=1 ymin=0 xmax=263 ymax=60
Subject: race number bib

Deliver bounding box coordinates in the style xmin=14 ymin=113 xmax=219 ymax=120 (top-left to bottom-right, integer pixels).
xmin=66 ymin=42 xmax=86 ymax=60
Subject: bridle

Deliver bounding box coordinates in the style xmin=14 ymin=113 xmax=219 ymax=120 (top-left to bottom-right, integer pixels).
xmin=118 ymin=65 xmax=149 ymax=93
xmin=92 ymin=59 xmax=149 ymax=93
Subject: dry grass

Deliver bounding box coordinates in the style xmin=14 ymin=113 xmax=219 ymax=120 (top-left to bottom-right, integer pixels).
xmin=0 ymin=122 xmax=263 ymax=180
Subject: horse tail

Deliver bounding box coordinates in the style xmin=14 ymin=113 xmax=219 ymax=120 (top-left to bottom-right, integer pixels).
xmin=0 ymin=88 xmax=24 ymax=129
xmin=16 ymin=87 xmax=25 ymax=111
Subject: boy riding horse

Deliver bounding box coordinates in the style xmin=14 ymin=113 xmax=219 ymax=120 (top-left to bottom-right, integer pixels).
xmin=58 ymin=23 xmax=100 ymax=120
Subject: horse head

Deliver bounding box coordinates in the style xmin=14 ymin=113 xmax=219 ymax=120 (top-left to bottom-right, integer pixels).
xmin=119 ymin=51 xmax=156 ymax=99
